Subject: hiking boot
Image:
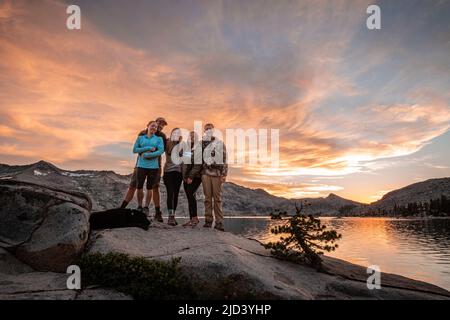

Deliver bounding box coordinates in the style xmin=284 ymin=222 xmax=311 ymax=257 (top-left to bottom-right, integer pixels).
xmin=214 ymin=223 xmax=225 ymax=232
xmin=154 ymin=207 xmax=163 ymax=223
xmin=203 ymin=221 xmax=213 ymax=228
xmin=168 ymin=215 xmax=178 ymax=226
xmin=154 ymin=212 xmax=164 ymax=223
xmin=183 ymin=218 xmax=199 ymax=227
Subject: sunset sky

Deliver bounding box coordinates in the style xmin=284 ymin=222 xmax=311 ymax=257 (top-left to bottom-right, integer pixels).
xmin=1 ymin=0 xmax=449 ymax=203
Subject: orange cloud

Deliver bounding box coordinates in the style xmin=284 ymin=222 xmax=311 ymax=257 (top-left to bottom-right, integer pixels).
xmin=1 ymin=0 xmax=449 ymax=201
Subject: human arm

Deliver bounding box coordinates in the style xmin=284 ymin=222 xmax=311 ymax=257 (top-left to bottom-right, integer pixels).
xmin=142 ymin=137 xmax=164 ymax=159
xmin=190 ymin=164 xmax=203 ymax=179
xmin=185 ymin=144 xmax=203 ymax=180
xmin=220 ymin=142 xmax=228 ymax=178
xmin=133 ymin=136 xmax=154 ymax=154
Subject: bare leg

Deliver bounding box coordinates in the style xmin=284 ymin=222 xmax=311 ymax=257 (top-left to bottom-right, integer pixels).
xmin=124 ymin=187 xmax=137 ymax=202
xmin=145 ymin=189 xmax=153 ymax=207
xmin=137 ymin=189 xmax=144 ymax=207
xmin=120 ymin=186 xmax=137 ymax=209
xmin=153 ymin=185 xmax=163 ymax=222
xmin=152 ymin=185 xmax=160 ymax=207
xmin=122 ymin=168 xmax=139 ymax=208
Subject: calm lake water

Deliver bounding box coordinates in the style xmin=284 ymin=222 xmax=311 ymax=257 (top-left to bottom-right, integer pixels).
xmin=179 ymin=216 xmax=450 ymax=291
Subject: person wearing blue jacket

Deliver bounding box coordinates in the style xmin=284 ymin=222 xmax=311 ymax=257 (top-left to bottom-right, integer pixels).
xmin=133 ymin=120 xmax=165 ymax=211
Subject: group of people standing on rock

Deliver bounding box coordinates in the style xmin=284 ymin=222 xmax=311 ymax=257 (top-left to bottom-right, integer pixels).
xmin=119 ymin=117 xmax=228 ymax=232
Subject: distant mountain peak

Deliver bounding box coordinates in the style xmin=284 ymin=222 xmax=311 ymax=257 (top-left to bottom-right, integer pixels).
xmin=31 ymin=160 xmax=61 ymax=171
xmin=34 ymin=160 xmax=54 ymax=166
xmin=255 ymin=188 xmax=270 ymax=195
xmin=327 ymin=193 xmax=341 ymax=199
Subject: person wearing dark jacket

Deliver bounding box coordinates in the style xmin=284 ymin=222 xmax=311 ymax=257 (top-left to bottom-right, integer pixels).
xmin=181 ymin=131 xmax=203 ymax=227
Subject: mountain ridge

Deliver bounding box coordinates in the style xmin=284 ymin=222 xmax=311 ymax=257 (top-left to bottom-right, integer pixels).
xmin=1 ymin=161 xmax=449 ymax=216
xmin=368 ymin=177 xmax=450 ymax=215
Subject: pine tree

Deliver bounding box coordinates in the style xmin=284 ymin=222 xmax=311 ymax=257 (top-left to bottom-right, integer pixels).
xmin=264 ymin=202 xmax=342 ymax=270
xmin=423 ymin=201 xmax=430 ymax=216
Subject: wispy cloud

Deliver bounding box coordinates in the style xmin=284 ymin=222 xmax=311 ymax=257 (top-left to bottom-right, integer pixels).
xmin=1 ymin=0 xmax=449 ymax=200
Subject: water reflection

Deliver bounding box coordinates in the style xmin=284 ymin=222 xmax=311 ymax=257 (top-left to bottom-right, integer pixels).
xmin=209 ymin=217 xmax=450 ymax=291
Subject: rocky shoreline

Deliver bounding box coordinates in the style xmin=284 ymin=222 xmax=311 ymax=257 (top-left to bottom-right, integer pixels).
xmin=1 ymin=180 xmax=449 ymax=300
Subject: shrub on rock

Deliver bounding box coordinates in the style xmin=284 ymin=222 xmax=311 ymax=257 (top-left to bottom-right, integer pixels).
xmin=78 ymin=252 xmax=196 ymax=300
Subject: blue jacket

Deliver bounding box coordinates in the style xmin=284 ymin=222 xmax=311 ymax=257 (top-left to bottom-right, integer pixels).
xmin=133 ymin=134 xmax=165 ymax=169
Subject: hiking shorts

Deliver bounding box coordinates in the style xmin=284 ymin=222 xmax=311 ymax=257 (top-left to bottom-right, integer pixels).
xmin=136 ymin=168 xmax=160 ymax=190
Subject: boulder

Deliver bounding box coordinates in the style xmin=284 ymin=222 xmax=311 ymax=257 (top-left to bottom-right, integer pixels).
xmin=0 ymin=271 xmax=132 ymax=300
xmin=0 ymin=180 xmax=91 ymax=272
xmin=88 ymin=224 xmax=450 ymax=300
xmin=0 ymin=272 xmax=77 ymax=300
xmin=0 ymin=248 xmax=33 ymax=275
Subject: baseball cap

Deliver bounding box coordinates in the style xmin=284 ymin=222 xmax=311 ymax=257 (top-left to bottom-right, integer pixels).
xmin=156 ymin=117 xmax=168 ymax=126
